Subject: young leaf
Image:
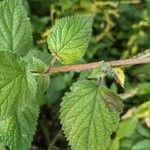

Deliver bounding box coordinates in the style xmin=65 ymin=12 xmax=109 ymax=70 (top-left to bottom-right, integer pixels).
xmin=47 ymin=16 xmax=92 ymax=64
xmin=112 ymin=67 xmax=125 ymax=87
xmin=88 ymin=63 xmax=105 ymax=79
xmin=60 ymin=80 xmax=123 ymax=150
xmin=24 ymin=54 xmax=50 ymax=106
xmin=0 ymin=0 xmax=32 ymax=56
xmin=24 ymin=48 xmax=51 ymax=66
xmin=0 ymin=51 xmax=39 ymax=150
xmin=32 ymin=57 xmax=48 ymax=73
xmin=24 ymin=50 xmax=50 ymax=106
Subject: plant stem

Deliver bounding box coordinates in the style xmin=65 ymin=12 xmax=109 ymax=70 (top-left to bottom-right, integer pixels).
xmin=46 ymin=57 xmax=150 ymax=74
xmin=46 ymin=56 xmax=57 ymax=73
xmin=48 ymin=130 xmax=62 ymax=150
xmin=50 ymin=56 xmax=57 ymax=66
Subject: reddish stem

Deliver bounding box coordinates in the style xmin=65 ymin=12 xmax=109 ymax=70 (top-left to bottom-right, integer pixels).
xmin=46 ymin=57 xmax=150 ymax=74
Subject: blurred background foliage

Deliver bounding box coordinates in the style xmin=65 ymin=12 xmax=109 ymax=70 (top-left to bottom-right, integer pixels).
xmin=16 ymin=0 xmax=150 ymax=149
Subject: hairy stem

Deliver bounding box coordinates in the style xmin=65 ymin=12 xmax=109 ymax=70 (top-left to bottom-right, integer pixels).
xmin=46 ymin=57 xmax=150 ymax=74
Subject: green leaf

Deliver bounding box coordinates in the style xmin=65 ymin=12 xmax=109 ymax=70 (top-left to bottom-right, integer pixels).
xmin=24 ymin=53 xmax=50 ymax=106
xmin=88 ymin=63 xmax=105 ymax=79
xmin=137 ymin=82 xmax=150 ymax=95
xmin=112 ymin=67 xmax=125 ymax=87
xmin=88 ymin=62 xmax=112 ymax=79
xmin=135 ymin=101 xmax=150 ymax=118
xmin=24 ymin=50 xmax=50 ymax=105
xmin=117 ymin=117 xmax=138 ymax=139
xmin=0 ymin=51 xmax=38 ymax=150
xmin=137 ymin=123 xmax=150 ymax=139
xmin=24 ymin=48 xmax=51 ymax=66
xmin=47 ymin=16 xmax=92 ymax=64
xmin=0 ymin=0 xmax=32 ymax=56
xmin=60 ymin=80 xmax=123 ymax=150
xmin=35 ymin=75 xmax=50 ymax=106
xmin=131 ymin=64 xmax=150 ymax=80
xmin=132 ymin=140 xmax=150 ymax=150
xmin=32 ymin=57 xmax=48 ymax=73
xmin=108 ymin=138 xmax=120 ymax=150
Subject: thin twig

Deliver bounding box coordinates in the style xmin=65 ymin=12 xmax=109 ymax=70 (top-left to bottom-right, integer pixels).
xmin=45 ymin=57 xmax=150 ymax=74
xmin=48 ymin=130 xmax=62 ymax=150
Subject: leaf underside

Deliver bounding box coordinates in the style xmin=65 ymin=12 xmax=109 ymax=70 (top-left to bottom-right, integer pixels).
xmin=0 ymin=51 xmax=39 ymax=150
xmin=60 ymin=80 xmax=123 ymax=150
xmin=0 ymin=0 xmax=32 ymax=56
xmin=47 ymin=16 xmax=92 ymax=64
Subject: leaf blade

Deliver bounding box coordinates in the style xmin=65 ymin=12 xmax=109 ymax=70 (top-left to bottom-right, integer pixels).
xmin=47 ymin=16 xmax=92 ymax=64
xmin=0 ymin=0 xmax=32 ymax=56
xmin=0 ymin=51 xmax=38 ymax=150
xmin=60 ymin=80 xmax=123 ymax=150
